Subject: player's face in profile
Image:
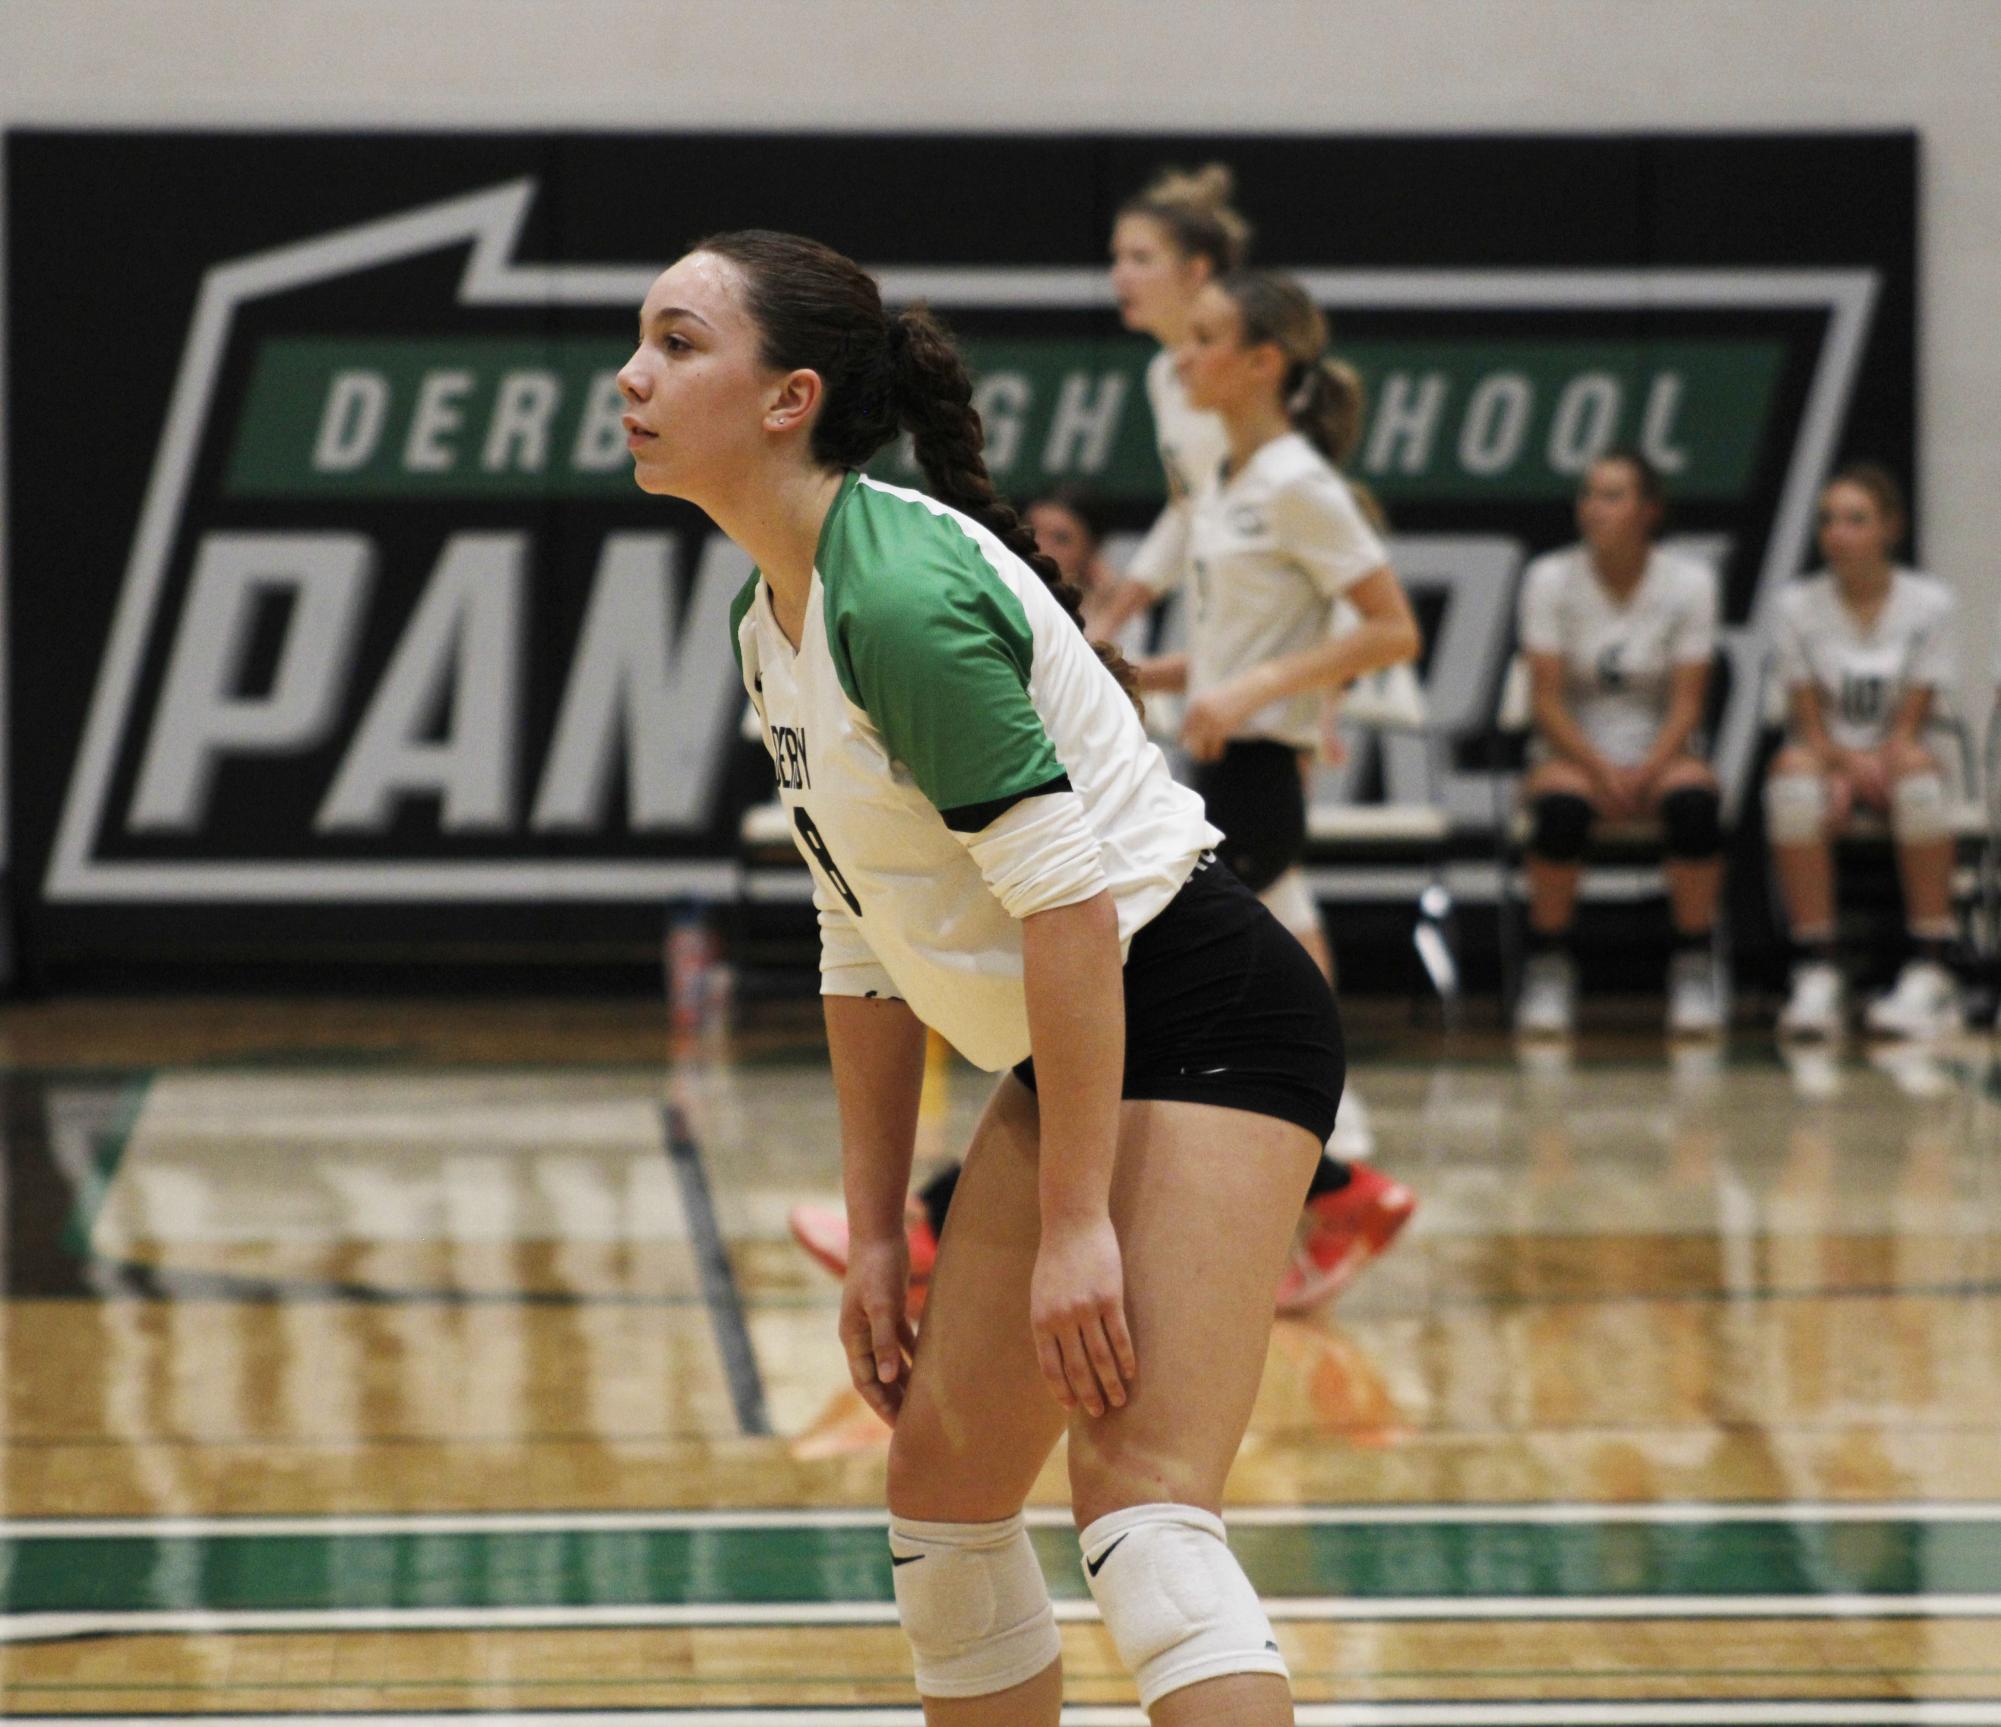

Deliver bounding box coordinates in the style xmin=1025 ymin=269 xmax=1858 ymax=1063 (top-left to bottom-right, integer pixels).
xmin=1576 ymin=461 xmax=1654 ymax=555
xmin=1175 ymin=284 xmax=1263 ymax=414
xmin=1110 ymin=215 xmax=1202 ymax=337
xmin=1817 ymin=481 xmax=1895 ymax=574
xmin=616 ymin=253 xmax=774 ymax=499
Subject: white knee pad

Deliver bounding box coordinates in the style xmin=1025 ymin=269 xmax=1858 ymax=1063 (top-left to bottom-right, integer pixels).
xmin=1765 ymin=773 xmax=1828 ymax=846
xmin=887 ymin=1513 xmax=1060 ymax=1699
xmin=1080 ymin=1503 xmax=1288 ymax=1710
xmin=1891 ymin=770 xmax=1949 ymax=844
xmin=1258 ymin=867 xmax=1319 ymax=940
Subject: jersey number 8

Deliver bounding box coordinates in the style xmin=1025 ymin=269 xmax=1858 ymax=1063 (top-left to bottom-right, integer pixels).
xmin=794 ymin=806 xmax=862 ymax=917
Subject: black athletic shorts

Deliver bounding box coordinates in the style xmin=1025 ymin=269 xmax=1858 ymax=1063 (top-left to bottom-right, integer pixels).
xmin=1190 ymin=739 xmax=1307 ymax=896
xmin=1011 ymin=854 xmax=1343 ymax=1143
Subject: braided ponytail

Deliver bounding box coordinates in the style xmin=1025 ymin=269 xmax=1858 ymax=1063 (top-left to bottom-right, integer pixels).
xmin=888 ymin=304 xmax=1143 ymax=711
xmin=694 ymin=227 xmax=1142 ymax=712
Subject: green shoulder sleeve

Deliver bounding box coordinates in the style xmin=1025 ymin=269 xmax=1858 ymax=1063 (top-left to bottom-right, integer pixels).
xmin=824 ymin=489 xmax=1067 ymax=825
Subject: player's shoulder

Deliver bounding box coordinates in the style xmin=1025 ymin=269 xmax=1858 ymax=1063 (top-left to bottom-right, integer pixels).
xmin=821 ymin=476 xmax=1038 ymax=684
xmin=1649 ymin=548 xmax=1719 ymax=604
xmin=1259 ymin=436 xmax=1366 ymax=524
xmin=1522 ymin=545 xmax=1584 ymax=595
xmin=826 ymin=475 xmax=1004 ymax=604
xmin=1778 ymin=571 xmax=1835 ymax=622
xmin=1257 ymin=431 xmax=1338 ymax=490
xmin=1896 ymin=567 xmax=1954 ymax=617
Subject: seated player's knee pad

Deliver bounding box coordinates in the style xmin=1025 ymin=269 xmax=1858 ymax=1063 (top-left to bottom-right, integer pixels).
xmin=1764 ymin=772 xmax=1827 ymax=846
xmin=1659 ymin=784 xmax=1722 ymax=859
xmin=1891 ymin=770 xmax=1949 ymax=845
xmin=888 ymin=1513 xmax=1059 ymax=1699
xmin=1257 ymin=866 xmax=1319 ymax=940
xmin=1528 ymin=791 xmax=1594 ymax=862
xmin=1080 ymin=1503 xmax=1288 ymax=1710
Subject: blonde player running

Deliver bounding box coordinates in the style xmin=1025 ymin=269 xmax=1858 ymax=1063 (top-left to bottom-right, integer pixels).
xmin=621 ymin=230 xmax=1335 ymax=1725
xmin=793 ymin=169 xmax=1415 ymax=1315
xmin=1514 ymin=449 xmax=1726 ymax=1038
xmin=1103 ymin=166 xmax=1415 ymax=1300
xmin=1767 ymin=463 xmax=1962 ymax=1037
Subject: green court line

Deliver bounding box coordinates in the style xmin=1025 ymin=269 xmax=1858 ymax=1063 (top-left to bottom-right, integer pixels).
xmin=5 ymin=1518 xmax=1998 ymax=1614
xmin=8 ymin=1664 xmax=2001 ymax=1692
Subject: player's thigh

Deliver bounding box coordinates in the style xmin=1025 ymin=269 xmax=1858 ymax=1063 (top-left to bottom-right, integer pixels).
xmin=1642 ymin=755 xmax=1721 ymax=818
xmin=1883 ymin=736 xmax=1939 ymax=780
xmin=1067 ymin=1097 xmax=1320 ymax=1529
xmin=886 ymin=1074 xmax=1067 ymax=1522
xmin=1651 ymin=756 xmax=1719 ymax=799
xmin=1522 ymin=758 xmax=1593 ymax=803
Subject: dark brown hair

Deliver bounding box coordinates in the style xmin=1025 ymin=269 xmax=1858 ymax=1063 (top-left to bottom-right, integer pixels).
xmin=693 ymin=229 xmax=1140 ymax=708
xmin=1824 ymin=460 xmax=1907 ymax=548
xmin=1586 ymin=443 xmax=1667 ymax=522
xmin=1028 ymin=482 xmax=1110 ymax=551
xmin=1118 ymin=162 xmax=1253 ymax=276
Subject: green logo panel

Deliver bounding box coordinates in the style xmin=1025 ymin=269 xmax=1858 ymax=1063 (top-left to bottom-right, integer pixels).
xmin=227 ymin=334 xmax=1783 ymax=505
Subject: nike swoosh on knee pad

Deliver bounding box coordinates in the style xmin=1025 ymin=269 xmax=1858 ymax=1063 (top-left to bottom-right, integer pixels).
xmin=1086 ymin=1534 xmax=1129 ymax=1577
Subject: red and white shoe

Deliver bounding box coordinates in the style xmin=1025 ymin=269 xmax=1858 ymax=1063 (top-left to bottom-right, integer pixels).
xmin=1273 ymin=1162 xmax=1416 ymax=1314
xmin=787 ymin=1196 xmax=942 ymax=1285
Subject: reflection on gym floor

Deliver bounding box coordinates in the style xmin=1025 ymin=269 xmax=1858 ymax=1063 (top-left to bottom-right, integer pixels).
xmin=2 ymin=1002 xmax=1997 ymax=1716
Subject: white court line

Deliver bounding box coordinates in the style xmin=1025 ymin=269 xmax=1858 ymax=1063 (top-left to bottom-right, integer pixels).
xmin=10 ymin=1705 xmax=2001 ymax=1726
xmin=5 ymin=1593 xmax=2000 ymax=1644
xmin=6 ymin=1501 xmax=1999 ymax=1539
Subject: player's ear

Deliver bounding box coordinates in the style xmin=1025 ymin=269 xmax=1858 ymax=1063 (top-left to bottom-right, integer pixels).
xmin=766 ymin=368 xmax=823 ymax=437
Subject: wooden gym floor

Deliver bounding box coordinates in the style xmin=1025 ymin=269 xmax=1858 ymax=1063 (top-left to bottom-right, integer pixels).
xmin=0 ymin=997 xmax=1996 ymax=1724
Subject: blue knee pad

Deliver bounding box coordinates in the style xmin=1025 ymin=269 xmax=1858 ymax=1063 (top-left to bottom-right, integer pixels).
xmin=1660 ymin=785 xmax=1722 ymax=859
xmin=1529 ymin=792 xmax=1594 ymax=862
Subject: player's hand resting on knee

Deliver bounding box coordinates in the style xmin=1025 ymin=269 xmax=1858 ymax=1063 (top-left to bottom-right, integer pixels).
xmin=841 ymin=1238 xmax=917 ymax=1427
xmin=1031 ymin=1216 xmax=1137 ymax=1417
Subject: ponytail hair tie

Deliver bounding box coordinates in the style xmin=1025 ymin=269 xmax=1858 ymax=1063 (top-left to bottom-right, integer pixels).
xmin=1285 ymin=361 xmax=1320 ymax=417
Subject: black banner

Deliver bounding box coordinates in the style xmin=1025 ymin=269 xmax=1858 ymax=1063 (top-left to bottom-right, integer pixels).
xmin=3 ymin=130 xmax=1915 ymax=978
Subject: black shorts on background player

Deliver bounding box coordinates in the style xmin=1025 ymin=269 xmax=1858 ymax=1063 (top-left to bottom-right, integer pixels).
xmin=1190 ymin=738 xmax=1306 ymax=896
xmin=1013 ymin=854 xmax=1343 ymax=1143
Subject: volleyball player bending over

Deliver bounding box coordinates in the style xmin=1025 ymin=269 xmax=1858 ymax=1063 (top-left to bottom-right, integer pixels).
xmin=619 ymin=232 xmax=1331 ymax=1724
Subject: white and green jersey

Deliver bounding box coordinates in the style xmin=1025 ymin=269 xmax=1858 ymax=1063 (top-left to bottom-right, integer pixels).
xmin=1127 ymin=349 xmax=1229 ymax=595
xmin=1517 ymin=546 xmax=1718 ymax=766
xmin=1773 ymin=567 xmax=1955 ymax=751
xmin=1185 ymin=432 xmax=1390 ymax=751
xmin=734 ymin=473 xmax=1221 ymax=1071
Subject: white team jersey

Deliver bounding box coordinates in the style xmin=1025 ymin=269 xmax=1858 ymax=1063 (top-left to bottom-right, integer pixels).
xmin=1183 ymin=432 xmax=1391 ymax=751
xmin=1773 ymin=567 xmax=1956 ymax=751
xmin=1517 ymin=546 xmax=1719 ymax=765
xmin=736 ymin=473 xmax=1220 ymax=1071
xmin=1126 ymin=349 xmax=1230 ymax=594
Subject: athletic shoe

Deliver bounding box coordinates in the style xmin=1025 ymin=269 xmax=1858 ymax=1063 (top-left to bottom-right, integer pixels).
xmin=1515 ymin=952 xmax=1576 ymax=1038
xmin=1866 ymin=1041 xmax=1956 ymax=1099
xmin=1667 ymin=949 xmax=1725 ymax=1037
xmin=1778 ymin=961 xmax=1845 ymax=1039
xmin=1274 ymin=1162 xmax=1417 ymax=1314
xmin=1864 ymin=960 xmax=1965 ymax=1040
xmin=1778 ymin=1041 xmax=1845 ymax=1102
xmin=787 ymin=1196 xmax=941 ymax=1285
